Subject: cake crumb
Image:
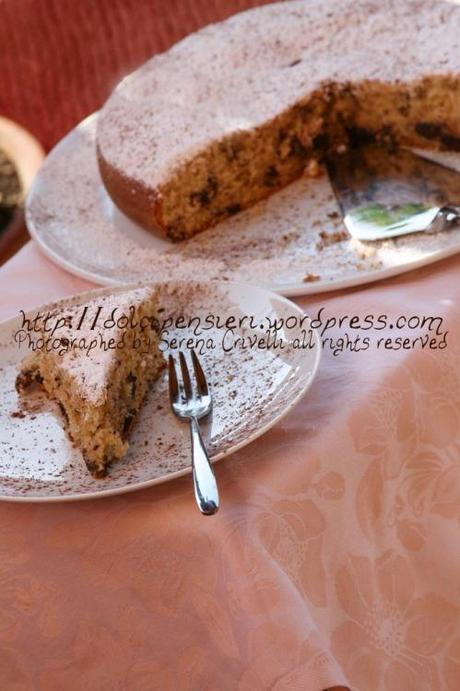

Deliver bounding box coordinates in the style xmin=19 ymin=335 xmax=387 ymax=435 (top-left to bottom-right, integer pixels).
xmin=303 ymin=273 xmax=320 ymax=283
xmin=316 ymin=229 xmax=349 ymax=249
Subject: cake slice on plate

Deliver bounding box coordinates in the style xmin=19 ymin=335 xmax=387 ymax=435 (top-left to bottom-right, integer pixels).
xmin=16 ymin=286 xmax=165 ymax=478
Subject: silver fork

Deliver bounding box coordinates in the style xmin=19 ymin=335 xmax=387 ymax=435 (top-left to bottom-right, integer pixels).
xmin=168 ymin=349 xmax=219 ymax=515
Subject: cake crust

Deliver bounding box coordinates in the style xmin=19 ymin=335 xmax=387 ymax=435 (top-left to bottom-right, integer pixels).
xmin=97 ymin=0 xmax=460 ymax=240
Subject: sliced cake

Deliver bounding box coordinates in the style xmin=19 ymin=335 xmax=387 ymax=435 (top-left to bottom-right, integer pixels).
xmin=97 ymin=0 xmax=460 ymax=241
xmin=16 ymin=286 xmax=164 ymax=478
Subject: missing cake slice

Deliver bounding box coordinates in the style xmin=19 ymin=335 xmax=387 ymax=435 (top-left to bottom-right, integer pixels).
xmin=16 ymin=286 xmax=165 ymax=478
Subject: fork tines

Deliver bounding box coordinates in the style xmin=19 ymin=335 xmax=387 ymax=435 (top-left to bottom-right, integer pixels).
xmin=168 ymin=349 xmax=209 ymax=403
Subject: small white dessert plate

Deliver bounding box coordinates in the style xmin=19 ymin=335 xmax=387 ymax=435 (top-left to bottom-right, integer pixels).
xmin=0 ymin=280 xmax=320 ymax=502
xmin=26 ymin=114 xmax=460 ymax=296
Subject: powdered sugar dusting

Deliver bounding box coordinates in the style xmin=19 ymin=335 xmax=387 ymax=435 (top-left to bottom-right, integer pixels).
xmin=22 ymin=286 xmax=159 ymax=405
xmin=97 ymin=0 xmax=460 ymax=186
xmin=27 ymin=116 xmax=460 ymax=294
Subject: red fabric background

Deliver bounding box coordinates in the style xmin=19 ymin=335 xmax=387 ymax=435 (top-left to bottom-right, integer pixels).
xmin=0 ymin=0 xmax=272 ymax=151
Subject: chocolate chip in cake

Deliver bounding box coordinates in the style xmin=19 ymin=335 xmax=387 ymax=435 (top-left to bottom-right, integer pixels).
xmin=440 ymin=132 xmax=460 ymax=151
xmin=122 ymin=412 xmax=135 ymax=437
xmin=127 ymin=372 xmax=137 ymax=398
xmin=312 ymin=132 xmax=330 ymax=152
xmin=415 ymin=122 xmax=460 ymax=150
xmin=289 ymin=135 xmax=308 ymax=158
xmin=264 ymin=165 xmax=279 ymax=187
xmin=346 ymin=126 xmax=376 ymax=147
xmin=15 ymin=369 xmax=43 ymax=392
xmin=225 ymin=203 xmax=242 ymax=215
xmin=190 ymin=176 xmax=218 ymax=207
xmin=415 ymin=122 xmax=443 ymax=140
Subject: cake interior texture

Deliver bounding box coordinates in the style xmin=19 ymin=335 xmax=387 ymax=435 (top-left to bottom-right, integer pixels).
xmin=16 ymin=288 xmax=164 ymax=478
xmin=149 ymin=77 xmax=460 ymax=240
xmin=96 ymin=0 xmax=460 ymax=241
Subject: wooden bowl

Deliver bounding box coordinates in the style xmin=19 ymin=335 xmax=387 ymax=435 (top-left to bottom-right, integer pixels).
xmin=0 ymin=117 xmax=44 ymax=262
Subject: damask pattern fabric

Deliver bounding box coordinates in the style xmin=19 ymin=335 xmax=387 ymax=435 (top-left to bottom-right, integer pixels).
xmin=0 ymin=244 xmax=458 ymax=690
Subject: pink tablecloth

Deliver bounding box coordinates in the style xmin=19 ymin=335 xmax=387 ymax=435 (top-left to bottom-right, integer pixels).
xmin=0 ymin=242 xmax=459 ymax=691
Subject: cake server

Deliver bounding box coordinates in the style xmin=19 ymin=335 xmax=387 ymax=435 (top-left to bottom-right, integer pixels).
xmin=326 ymin=145 xmax=460 ymax=241
xmin=168 ymin=349 xmax=219 ymax=516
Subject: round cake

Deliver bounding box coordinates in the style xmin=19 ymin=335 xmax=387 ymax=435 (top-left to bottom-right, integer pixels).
xmin=97 ymin=0 xmax=460 ymax=241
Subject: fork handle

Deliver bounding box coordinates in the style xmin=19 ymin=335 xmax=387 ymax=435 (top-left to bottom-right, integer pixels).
xmin=190 ymin=417 xmax=219 ymax=515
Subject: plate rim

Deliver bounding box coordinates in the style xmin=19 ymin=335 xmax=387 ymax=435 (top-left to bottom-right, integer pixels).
xmin=0 ymin=279 xmax=321 ymax=503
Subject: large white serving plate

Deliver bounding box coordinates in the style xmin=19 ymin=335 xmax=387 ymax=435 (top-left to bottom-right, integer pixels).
xmin=26 ymin=114 xmax=460 ymax=297
xmin=0 ymin=280 xmax=320 ymax=502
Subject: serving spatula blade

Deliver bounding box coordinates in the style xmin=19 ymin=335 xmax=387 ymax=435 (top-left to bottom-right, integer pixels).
xmin=326 ymin=145 xmax=460 ymax=241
